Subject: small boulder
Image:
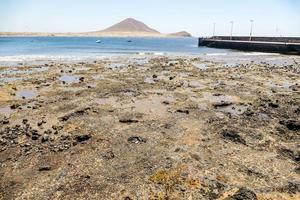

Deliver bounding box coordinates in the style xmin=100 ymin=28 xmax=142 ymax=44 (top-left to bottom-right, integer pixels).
xmin=226 ymin=188 xmax=257 ymax=200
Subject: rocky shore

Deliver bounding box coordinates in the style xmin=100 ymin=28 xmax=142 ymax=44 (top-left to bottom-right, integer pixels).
xmin=0 ymin=54 xmax=299 ymax=199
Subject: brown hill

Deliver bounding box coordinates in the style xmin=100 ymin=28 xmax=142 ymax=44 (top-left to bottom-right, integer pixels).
xmin=0 ymin=18 xmax=191 ymax=37
xmin=168 ymin=31 xmax=192 ymax=37
xmin=100 ymin=18 xmax=160 ymax=33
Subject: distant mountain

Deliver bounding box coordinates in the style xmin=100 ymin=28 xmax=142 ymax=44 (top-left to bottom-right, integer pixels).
xmin=0 ymin=18 xmax=190 ymax=37
xmin=100 ymin=18 xmax=160 ymax=34
xmin=168 ymin=31 xmax=192 ymax=37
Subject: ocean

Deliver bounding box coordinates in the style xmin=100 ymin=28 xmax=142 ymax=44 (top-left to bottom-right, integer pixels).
xmin=0 ymin=37 xmax=230 ymax=61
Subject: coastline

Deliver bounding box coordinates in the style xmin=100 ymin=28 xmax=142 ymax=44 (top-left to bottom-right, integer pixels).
xmin=0 ymin=32 xmax=191 ymax=38
xmin=0 ymin=53 xmax=299 ymax=199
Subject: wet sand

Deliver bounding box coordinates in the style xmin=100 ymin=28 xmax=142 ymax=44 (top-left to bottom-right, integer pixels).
xmin=0 ymin=54 xmax=299 ymax=200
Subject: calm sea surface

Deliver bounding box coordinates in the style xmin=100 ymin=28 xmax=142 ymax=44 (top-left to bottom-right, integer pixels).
xmin=0 ymin=37 xmax=230 ymax=57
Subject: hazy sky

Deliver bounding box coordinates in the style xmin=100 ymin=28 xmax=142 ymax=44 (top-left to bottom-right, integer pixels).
xmin=1 ymin=0 xmax=299 ymax=37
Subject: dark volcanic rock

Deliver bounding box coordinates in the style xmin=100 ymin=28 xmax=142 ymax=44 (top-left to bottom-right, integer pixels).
xmin=127 ymin=136 xmax=147 ymax=144
xmin=176 ymin=109 xmax=189 ymax=114
xmin=268 ymin=102 xmax=279 ymax=108
xmin=226 ymin=188 xmax=257 ymax=200
xmin=74 ymin=134 xmax=91 ymax=144
xmin=285 ymin=120 xmax=300 ymax=131
xmin=212 ymin=101 xmax=233 ymax=108
xmin=41 ymin=135 xmax=49 ymax=143
xmin=221 ymin=129 xmax=246 ymax=145
xmin=79 ymin=77 xmax=85 ymax=82
xmin=59 ymin=108 xmax=91 ymax=122
xmin=0 ymin=118 xmax=9 ymax=125
xmin=295 ymin=167 xmax=300 ymax=174
xmin=38 ymin=165 xmax=52 ymax=171
xmin=10 ymin=104 xmax=20 ymax=109
xmin=277 ymin=148 xmax=299 ymax=163
xmin=119 ymin=117 xmax=139 ymax=124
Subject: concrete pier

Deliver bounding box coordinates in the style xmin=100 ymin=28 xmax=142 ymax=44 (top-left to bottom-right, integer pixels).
xmin=198 ymin=36 xmax=300 ymax=55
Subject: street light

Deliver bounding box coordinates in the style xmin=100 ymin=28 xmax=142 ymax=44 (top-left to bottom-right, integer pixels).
xmin=230 ymin=21 xmax=234 ymax=40
xmin=249 ymin=20 xmax=254 ymax=41
xmin=212 ymin=23 xmax=216 ymax=38
xmin=276 ymin=27 xmax=281 ymax=37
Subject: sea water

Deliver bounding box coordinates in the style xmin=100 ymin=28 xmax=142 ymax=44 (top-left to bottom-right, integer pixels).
xmin=0 ymin=37 xmax=230 ymax=63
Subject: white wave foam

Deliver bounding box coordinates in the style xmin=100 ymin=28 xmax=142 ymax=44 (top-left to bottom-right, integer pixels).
xmin=154 ymin=52 xmax=165 ymax=56
xmin=137 ymin=52 xmax=166 ymax=56
xmin=206 ymin=53 xmax=228 ymax=56
xmin=242 ymin=52 xmax=280 ymax=56
xmin=0 ymin=55 xmax=109 ymax=62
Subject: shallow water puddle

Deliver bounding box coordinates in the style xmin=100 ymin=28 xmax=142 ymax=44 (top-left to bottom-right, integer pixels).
xmin=203 ymin=92 xmax=238 ymax=104
xmin=16 ymin=89 xmax=38 ymax=99
xmin=186 ymin=80 xmax=204 ymax=89
xmin=132 ymin=58 xmax=149 ymax=65
xmin=144 ymin=77 xmax=156 ymax=84
xmin=258 ymin=112 xmax=269 ymax=120
xmin=179 ymin=72 xmax=189 ymax=78
xmin=92 ymin=75 xmax=105 ymax=80
xmin=75 ymin=66 xmax=91 ymax=71
xmin=0 ymin=66 xmax=49 ymax=76
xmin=217 ymin=105 xmax=248 ymax=116
xmin=0 ymin=77 xmax=24 ymax=83
xmin=160 ymin=70 xmax=170 ymax=75
xmin=266 ymin=80 xmax=293 ymax=91
xmin=0 ymin=106 xmax=13 ymax=117
xmin=167 ymin=60 xmax=179 ymax=65
xmin=28 ymin=66 xmax=50 ymax=73
xmin=194 ymin=63 xmax=207 ymax=70
xmin=108 ymin=63 xmax=125 ymax=70
xmin=59 ymin=75 xmax=80 ymax=84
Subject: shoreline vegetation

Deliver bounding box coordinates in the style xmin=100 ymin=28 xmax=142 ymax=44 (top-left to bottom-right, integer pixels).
xmin=0 ymin=53 xmax=299 ymax=199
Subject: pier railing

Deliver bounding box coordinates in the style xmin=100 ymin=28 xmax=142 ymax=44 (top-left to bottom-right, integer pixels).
xmin=209 ymin=36 xmax=300 ymax=43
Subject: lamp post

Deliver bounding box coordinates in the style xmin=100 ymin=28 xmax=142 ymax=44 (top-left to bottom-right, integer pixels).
xmin=276 ymin=27 xmax=280 ymax=37
xmin=249 ymin=20 xmax=254 ymax=41
xmin=230 ymin=21 xmax=234 ymax=40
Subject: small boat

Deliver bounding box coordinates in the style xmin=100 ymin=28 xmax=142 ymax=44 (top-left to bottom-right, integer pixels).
xmin=127 ymin=40 xmax=132 ymax=43
xmin=96 ymin=40 xmax=101 ymax=43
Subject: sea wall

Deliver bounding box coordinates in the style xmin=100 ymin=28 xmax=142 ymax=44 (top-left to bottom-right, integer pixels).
xmin=198 ymin=37 xmax=300 ymax=55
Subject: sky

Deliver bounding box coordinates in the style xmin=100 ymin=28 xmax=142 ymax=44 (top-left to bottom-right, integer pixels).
xmin=0 ymin=0 xmax=300 ymax=37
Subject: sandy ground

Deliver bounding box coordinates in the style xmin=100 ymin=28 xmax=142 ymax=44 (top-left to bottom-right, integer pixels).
xmin=0 ymin=54 xmax=299 ymax=200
